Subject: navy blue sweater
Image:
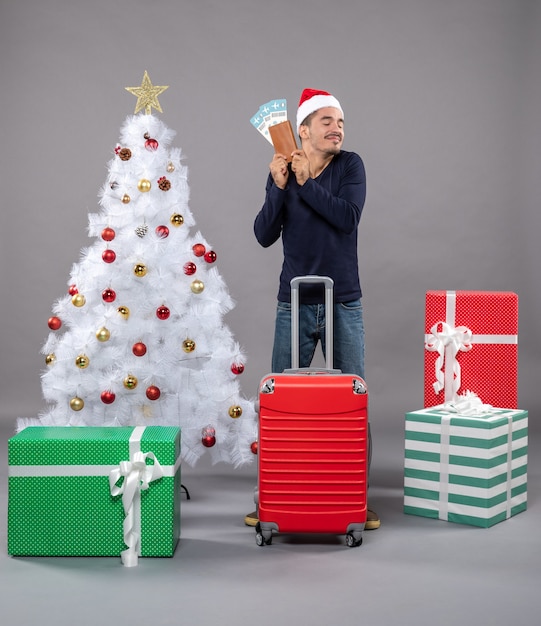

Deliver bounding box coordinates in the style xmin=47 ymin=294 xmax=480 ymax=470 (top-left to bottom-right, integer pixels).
xmin=254 ymin=150 xmax=366 ymax=304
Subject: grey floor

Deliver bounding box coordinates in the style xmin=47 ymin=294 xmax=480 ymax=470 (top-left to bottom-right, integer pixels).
xmin=0 ymin=416 xmax=539 ymax=626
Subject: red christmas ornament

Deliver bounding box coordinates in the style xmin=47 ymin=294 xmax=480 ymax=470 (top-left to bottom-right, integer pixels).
xmin=201 ymin=426 xmax=216 ymax=448
xmin=146 ymin=385 xmax=161 ymax=400
xmin=156 ymin=305 xmax=170 ymax=320
xmin=100 ymin=390 xmax=116 ymax=404
xmin=48 ymin=316 xmax=62 ymax=331
xmin=132 ymin=342 xmax=147 ymax=357
xmin=144 ymin=133 xmax=159 ymax=151
xmin=231 ymin=362 xmax=245 ymax=375
xmin=101 ymin=227 xmax=115 ymax=242
xmin=204 ymin=250 xmax=217 ymax=264
xmin=102 ymin=249 xmax=116 ymax=263
xmin=102 ymin=288 xmax=116 ymax=303
xmin=68 ymin=284 xmax=78 ymax=296
xmin=183 ymin=262 xmax=197 ymax=275
xmin=155 ymin=225 xmax=169 ymax=239
xmin=250 ymin=441 xmax=258 ymax=455
xmin=192 ymin=243 xmax=206 ymax=257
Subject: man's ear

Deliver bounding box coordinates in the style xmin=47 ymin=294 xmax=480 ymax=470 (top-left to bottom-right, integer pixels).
xmin=299 ymin=125 xmax=309 ymax=141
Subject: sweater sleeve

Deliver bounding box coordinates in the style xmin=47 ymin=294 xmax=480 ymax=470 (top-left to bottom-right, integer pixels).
xmin=253 ymin=174 xmax=286 ymax=248
xmin=298 ymin=153 xmax=366 ymax=234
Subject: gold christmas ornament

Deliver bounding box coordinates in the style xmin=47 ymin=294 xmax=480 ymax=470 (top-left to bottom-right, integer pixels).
xmin=45 ymin=353 xmax=56 ymax=366
xmin=123 ymin=375 xmax=138 ymax=389
xmin=96 ymin=327 xmax=111 ymax=342
xmin=170 ymin=213 xmax=184 ymax=226
xmin=125 ymin=70 xmax=169 ymax=115
xmin=69 ymin=396 xmax=84 ymax=411
xmin=167 ymin=162 xmax=175 ymax=173
xmin=75 ymin=354 xmax=90 ymax=369
xmin=134 ymin=263 xmax=147 ymax=277
xmin=191 ymin=279 xmax=205 ymax=294
xmin=228 ymin=405 xmax=243 ymax=419
xmin=72 ymin=293 xmax=86 ymax=307
xmin=137 ymin=178 xmax=151 ymax=193
xmin=182 ymin=339 xmax=196 ymax=353
xmin=117 ymin=305 xmax=130 ymax=319
xmin=122 ymin=194 xmax=131 ymax=204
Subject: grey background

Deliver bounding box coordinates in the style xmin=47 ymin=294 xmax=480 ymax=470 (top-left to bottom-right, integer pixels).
xmin=1 ymin=0 xmax=539 ymax=429
xmin=0 ymin=1 xmax=539 ymax=625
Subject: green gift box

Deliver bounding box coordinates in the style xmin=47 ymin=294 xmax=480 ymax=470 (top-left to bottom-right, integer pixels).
xmin=404 ymin=406 xmax=528 ymax=528
xmin=8 ymin=426 xmax=181 ymax=564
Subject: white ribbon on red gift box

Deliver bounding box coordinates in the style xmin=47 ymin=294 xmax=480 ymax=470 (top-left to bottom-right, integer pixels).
xmin=425 ymin=321 xmax=472 ymax=402
xmin=109 ymin=426 xmax=165 ymax=568
xmin=424 ymin=290 xmax=517 ymax=403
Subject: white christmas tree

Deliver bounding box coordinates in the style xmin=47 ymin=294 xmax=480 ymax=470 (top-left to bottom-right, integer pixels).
xmin=19 ymin=72 xmax=258 ymax=467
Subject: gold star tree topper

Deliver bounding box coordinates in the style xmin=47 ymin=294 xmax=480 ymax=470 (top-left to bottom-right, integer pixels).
xmin=126 ymin=71 xmax=169 ymax=115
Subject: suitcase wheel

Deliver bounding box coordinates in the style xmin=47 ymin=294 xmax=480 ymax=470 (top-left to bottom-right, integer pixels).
xmin=255 ymin=531 xmax=273 ymax=546
xmin=255 ymin=522 xmax=272 ymax=546
xmin=345 ymin=532 xmax=363 ymax=548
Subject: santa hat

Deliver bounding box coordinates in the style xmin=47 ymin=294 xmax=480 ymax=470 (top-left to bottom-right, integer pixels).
xmin=296 ymin=88 xmax=343 ymax=134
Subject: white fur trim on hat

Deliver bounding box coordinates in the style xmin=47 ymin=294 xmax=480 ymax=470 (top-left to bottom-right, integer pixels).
xmin=296 ymin=93 xmax=343 ymax=134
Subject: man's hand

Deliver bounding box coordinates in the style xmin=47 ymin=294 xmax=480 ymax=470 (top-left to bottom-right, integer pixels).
xmin=269 ymin=153 xmax=289 ymax=189
xmin=290 ymin=150 xmax=310 ymax=186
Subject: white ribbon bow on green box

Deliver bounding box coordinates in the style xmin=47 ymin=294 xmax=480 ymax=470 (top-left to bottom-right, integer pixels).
xmin=109 ymin=448 xmax=164 ymax=567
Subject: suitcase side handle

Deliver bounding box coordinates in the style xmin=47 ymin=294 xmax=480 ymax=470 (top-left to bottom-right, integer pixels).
xmin=290 ymin=275 xmax=334 ymax=370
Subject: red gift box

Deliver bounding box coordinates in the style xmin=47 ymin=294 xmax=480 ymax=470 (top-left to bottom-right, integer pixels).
xmin=424 ymin=290 xmax=518 ymax=408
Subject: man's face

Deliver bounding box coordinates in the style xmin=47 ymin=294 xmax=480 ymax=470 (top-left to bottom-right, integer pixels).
xmin=302 ymin=107 xmax=344 ymax=155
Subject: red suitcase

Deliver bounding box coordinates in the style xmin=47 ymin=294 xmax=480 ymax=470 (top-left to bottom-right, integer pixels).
xmin=255 ymin=276 xmax=368 ymax=547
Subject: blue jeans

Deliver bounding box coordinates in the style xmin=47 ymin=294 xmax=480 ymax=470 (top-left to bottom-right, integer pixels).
xmin=271 ymin=299 xmax=365 ymax=379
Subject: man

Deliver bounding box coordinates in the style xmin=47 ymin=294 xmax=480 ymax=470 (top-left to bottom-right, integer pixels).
xmin=246 ymin=88 xmax=379 ymax=530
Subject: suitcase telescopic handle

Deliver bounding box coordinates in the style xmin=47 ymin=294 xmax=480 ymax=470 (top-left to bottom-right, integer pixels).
xmin=290 ymin=275 xmax=334 ymax=370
